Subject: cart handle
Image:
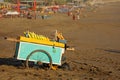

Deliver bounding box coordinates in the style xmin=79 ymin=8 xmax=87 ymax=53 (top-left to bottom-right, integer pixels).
xmin=4 ymin=37 xmax=20 ymax=42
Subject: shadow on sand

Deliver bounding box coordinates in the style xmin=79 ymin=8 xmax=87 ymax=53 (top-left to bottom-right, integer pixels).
xmin=0 ymin=58 xmax=24 ymax=67
xmin=96 ymin=48 xmax=120 ymax=54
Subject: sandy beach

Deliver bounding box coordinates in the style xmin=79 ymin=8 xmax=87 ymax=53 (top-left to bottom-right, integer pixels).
xmin=0 ymin=1 xmax=120 ymax=80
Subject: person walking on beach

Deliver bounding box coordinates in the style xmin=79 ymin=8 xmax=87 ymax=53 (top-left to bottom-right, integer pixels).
xmin=76 ymin=9 xmax=80 ymax=20
xmin=73 ymin=14 xmax=75 ymax=20
xmin=0 ymin=14 xmax=3 ymax=18
xmin=67 ymin=11 xmax=70 ymax=16
xmin=77 ymin=14 xmax=80 ymax=20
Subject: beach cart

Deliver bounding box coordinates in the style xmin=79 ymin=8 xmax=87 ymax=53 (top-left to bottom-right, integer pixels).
xmin=5 ymin=31 xmax=70 ymax=69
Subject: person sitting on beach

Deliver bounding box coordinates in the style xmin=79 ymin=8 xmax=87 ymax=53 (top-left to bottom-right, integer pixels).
xmin=27 ymin=12 xmax=32 ymax=19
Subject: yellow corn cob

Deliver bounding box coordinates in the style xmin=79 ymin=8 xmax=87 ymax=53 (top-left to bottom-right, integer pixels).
xmin=24 ymin=31 xmax=50 ymax=41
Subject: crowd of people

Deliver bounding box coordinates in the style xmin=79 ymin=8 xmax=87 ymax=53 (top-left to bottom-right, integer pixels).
xmin=0 ymin=2 xmax=99 ymax=20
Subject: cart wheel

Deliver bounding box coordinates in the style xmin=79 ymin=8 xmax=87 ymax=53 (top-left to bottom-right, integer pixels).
xmin=26 ymin=50 xmax=52 ymax=69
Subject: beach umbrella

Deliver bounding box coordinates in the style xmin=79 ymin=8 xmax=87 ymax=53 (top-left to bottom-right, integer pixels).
xmin=33 ymin=0 xmax=36 ymax=11
xmin=17 ymin=0 xmax=20 ymax=12
xmin=33 ymin=0 xmax=37 ymax=19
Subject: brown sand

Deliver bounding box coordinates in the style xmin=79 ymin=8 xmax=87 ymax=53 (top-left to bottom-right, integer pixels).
xmin=0 ymin=2 xmax=120 ymax=80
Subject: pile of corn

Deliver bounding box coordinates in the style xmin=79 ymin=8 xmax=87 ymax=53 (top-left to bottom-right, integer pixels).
xmin=24 ymin=31 xmax=50 ymax=41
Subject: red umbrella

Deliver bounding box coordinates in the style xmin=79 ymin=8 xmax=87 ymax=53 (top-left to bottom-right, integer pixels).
xmin=33 ymin=0 xmax=37 ymax=19
xmin=17 ymin=0 xmax=20 ymax=12
xmin=33 ymin=0 xmax=36 ymax=11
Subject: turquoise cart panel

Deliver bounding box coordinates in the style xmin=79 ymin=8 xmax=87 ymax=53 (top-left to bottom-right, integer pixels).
xmin=15 ymin=42 xmax=64 ymax=65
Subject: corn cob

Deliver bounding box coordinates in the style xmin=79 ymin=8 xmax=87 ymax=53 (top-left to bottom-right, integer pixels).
xmin=24 ymin=31 xmax=50 ymax=41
